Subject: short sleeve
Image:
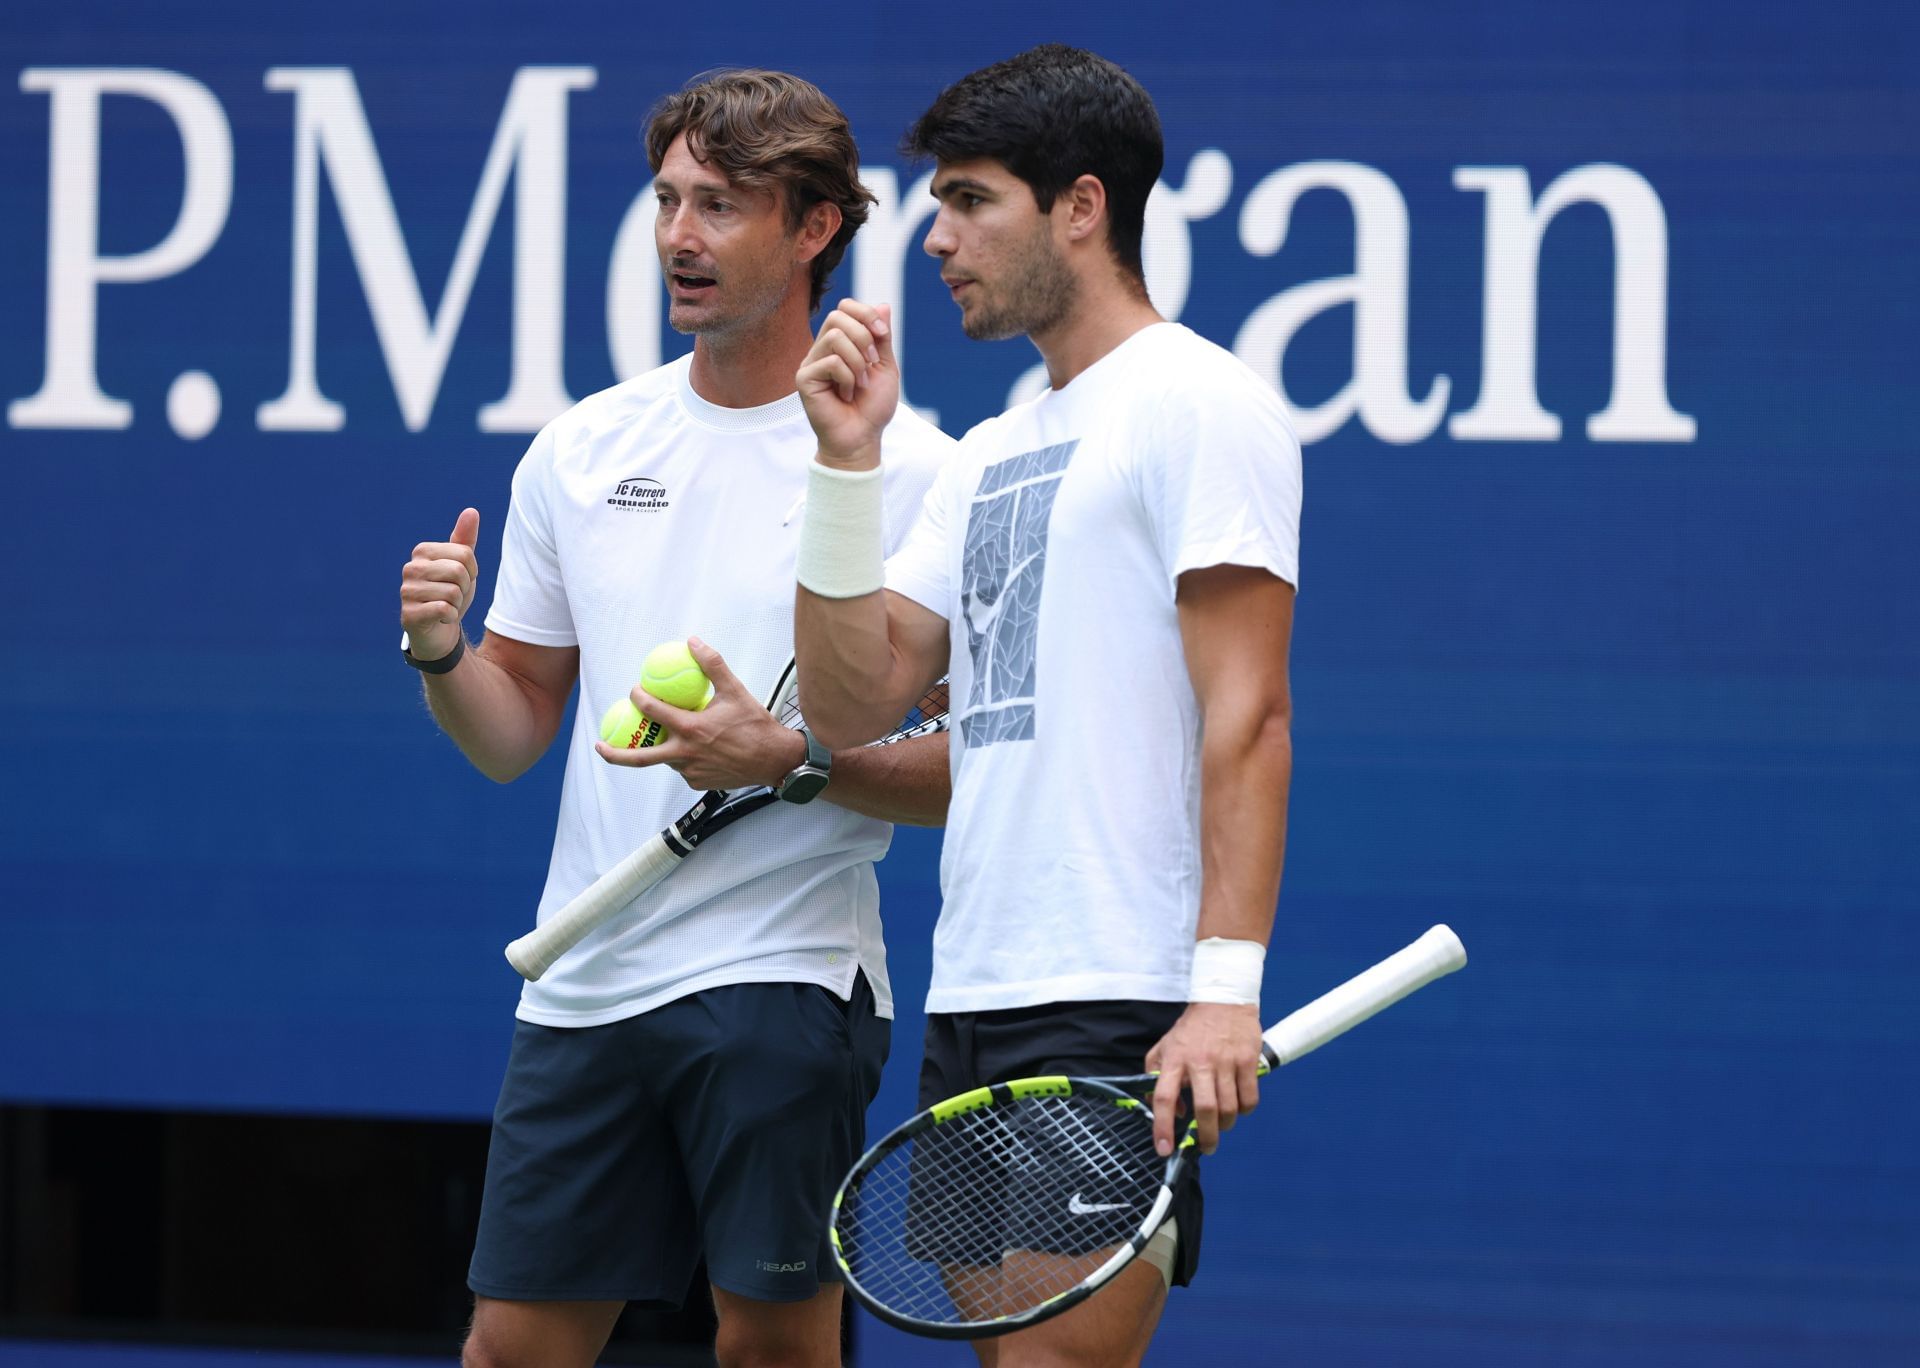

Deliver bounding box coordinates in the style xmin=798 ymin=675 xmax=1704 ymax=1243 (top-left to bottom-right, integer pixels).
xmin=883 ymin=454 xmax=956 ymax=621
xmin=484 ymin=423 xmax=577 ymax=646
xmin=1143 ymin=360 xmax=1303 ymax=592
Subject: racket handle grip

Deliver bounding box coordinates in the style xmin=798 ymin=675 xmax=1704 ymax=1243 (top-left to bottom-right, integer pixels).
xmin=503 ymin=835 xmax=683 ymax=981
xmin=1262 ymin=924 xmax=1466 ymax=1066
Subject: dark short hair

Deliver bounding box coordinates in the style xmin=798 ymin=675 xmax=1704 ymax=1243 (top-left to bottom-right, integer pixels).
xmin=646 ymin=69 xmax=875 ymax=310
xmin=902 ymin=45 xmax=1163 ymax=282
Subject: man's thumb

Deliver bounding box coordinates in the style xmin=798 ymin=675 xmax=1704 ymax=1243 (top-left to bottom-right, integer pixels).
xmin=451 ymin=507 xmax=481 ymax=548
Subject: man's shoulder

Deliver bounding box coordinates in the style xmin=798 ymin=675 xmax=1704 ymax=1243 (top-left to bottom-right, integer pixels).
xmin=543 ymin=359 xmax=688 ymax=451
xmin=1133 ymin=325 xmax=1283 ymax=412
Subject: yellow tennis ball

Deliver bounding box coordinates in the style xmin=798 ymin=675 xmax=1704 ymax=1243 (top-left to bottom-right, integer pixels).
xmin=599 ymin=697 xmax=665 ymax=750
xmin=640 ymin=641 xmax=715 ymax=712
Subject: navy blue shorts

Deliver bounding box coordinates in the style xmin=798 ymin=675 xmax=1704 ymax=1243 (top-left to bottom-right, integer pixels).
xmin=916 ymin=998 xmax=1205 ymax=1286
xmin=469 ymin=973 xmax=889 ymax=1306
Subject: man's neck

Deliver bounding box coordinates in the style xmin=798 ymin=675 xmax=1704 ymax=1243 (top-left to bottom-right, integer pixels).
xmin=1031 ymin=278 xmax=1165 ymax=392
xmin=687 ymin=299 xmax=817 ymax=409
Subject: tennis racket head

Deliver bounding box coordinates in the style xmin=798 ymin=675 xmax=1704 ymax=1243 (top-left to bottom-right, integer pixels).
xmin=831 ymin=1074 xmax=1179 ymax=1339
xmin=832 ymin=926 xmax=1469 ymax=1337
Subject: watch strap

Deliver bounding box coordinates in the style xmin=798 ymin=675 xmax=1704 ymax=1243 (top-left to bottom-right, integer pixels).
xmin=402 ymin=630 xmax=466 ymax=674
xmin=777 ymin=729 xmax=833 ymax=803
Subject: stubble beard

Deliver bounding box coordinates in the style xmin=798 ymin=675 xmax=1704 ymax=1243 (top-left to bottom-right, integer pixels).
xmin=665 ymin=251 xmax=798 ymax=341
xmin=961 ymin=230 xmax=1077 ymax=342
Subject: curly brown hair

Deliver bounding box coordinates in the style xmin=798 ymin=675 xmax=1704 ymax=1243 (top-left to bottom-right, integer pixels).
xmin=646 ymin=70 xmax=875 ymax=311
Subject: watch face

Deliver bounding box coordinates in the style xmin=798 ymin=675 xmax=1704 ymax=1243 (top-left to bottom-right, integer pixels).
xmin=780 ymin=769 xmax=830 ymax=804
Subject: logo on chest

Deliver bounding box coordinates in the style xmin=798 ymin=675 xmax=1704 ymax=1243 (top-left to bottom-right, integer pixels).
xmin=607 ymin=475 xmax=670 ymax=512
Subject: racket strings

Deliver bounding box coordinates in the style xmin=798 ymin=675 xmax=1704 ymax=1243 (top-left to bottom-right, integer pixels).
xmin=837 ymin=1094 xmax=1163 ymax=1327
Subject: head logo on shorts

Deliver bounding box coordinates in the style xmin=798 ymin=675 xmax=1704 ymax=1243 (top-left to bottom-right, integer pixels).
xmin=755 ymin=1257 xmax=808 ymax=1273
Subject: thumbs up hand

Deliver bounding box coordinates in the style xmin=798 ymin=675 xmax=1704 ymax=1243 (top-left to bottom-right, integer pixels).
xmin=400 ymin=507 xmax=481 ymax=662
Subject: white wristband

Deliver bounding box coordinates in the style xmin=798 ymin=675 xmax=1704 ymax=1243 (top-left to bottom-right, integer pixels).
xmin=796 ymin=460 xmax=886 ymax=599
xmin=1188 ymin=937 xmax=1265 ymax=1006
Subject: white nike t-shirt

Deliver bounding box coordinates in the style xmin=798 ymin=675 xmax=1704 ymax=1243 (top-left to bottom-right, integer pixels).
xmin=884 ymin=324 xmax=1302 ymax=1013
xmin=487 ymin=354 xmax=952 ymax=1026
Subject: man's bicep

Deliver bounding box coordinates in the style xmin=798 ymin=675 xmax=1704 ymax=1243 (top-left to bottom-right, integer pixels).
xmin=1175 ymin=565 xmax=1295 ymax=709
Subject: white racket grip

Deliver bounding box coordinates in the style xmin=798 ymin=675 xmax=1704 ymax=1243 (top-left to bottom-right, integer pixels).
xmin=1262 ymin=925 xmax=1466 ymax=1066
xmin=503 ymin=835 xmax=684 ymax=981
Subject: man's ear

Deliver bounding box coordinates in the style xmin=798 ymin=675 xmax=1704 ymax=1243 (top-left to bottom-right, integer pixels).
xmin=795 ymin=200 xmax=843 ymax=264
xmin=1058 ymin=173 xmax=1109 ymax=246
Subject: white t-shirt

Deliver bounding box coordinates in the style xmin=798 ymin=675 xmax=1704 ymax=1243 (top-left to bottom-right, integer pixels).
xmin=487 ymin=354 xmax=953 ymax=1027
xmin=885 ymin=323 xmax=1302 ymax=1013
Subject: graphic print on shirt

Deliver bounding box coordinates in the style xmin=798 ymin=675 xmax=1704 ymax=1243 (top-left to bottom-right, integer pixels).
xmin=958 ymin=440 xmax=1078 ymax=747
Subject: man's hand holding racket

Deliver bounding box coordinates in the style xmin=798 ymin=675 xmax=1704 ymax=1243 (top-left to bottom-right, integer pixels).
xmin=798 ymin=298 xmax=897 ymax=469
xmin=829 ymin=926 xmax=1469 ymax=1339
xmin=1145 ymin=1001 xmax=1267 ymax=1157
xmin=594 ymin=637 xmax=804 ymax=791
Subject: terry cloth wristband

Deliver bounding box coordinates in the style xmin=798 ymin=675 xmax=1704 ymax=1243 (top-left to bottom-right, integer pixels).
xmin=1189 ymin=937 xmax=1266 ymax=1005
xmin=797 ymin=460 xmax=885 ymax=599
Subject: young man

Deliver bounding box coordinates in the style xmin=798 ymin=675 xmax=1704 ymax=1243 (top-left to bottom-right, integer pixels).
xmin=792 ymin=45 xmax=1301 ymax=1367
xmin=398 ymin=70 xmax=953 ymax=1368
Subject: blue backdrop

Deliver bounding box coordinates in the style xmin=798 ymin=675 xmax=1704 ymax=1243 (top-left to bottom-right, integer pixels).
xmin=2 ymin=1 xmax=1915 ymax=1363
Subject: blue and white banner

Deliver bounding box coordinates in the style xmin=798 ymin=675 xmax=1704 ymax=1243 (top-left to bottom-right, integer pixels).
xmin=2 ymin=1 xmax=1914 ymax=1360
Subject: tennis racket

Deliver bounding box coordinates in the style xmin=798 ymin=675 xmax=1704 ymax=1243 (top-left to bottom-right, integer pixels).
xmin=829 ymin=924 xmax=1467 ymax=1338
xmin=504 ymin=659 xmax=949 ymax=981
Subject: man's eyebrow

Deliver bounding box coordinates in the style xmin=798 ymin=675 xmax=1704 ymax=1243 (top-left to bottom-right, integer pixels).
xmin=655 ymin=174 xmax=737 ymax=197
xmin=930 ymin=176 xmax=994 ymax=201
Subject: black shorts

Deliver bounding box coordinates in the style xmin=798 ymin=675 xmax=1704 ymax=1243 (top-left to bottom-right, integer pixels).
xmin=915 ymin=998 xmax=1204 ymax=1287
xmin=469 ymin=973 xmax=889 ymax=1306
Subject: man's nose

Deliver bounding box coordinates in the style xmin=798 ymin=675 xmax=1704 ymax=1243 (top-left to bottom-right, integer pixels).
xmin=922 ymin=206 xmax=956 ymax=258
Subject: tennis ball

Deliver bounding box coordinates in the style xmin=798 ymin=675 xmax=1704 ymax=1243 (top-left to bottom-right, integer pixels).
xmin=639 ymin=641 xmax=715 ymax=712
xmin=599 ymin=697 xmax=665 ymax=750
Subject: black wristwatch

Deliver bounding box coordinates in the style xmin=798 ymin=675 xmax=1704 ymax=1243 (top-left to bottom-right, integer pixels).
xmin=401 ymin=630 xmax=466 ymax=674
xmin=776 ymin=729 xmax=833 ymax=804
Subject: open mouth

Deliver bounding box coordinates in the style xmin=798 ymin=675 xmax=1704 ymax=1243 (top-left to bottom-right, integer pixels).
xmin=671 ymin=272 xmax=717 ymax=294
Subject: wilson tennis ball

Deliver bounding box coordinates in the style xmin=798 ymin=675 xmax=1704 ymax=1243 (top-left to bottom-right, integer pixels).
xmin=639 ymin=641 xmax=715 ymax=712
xmin=599 ymin=697 xmax=665 ymax=750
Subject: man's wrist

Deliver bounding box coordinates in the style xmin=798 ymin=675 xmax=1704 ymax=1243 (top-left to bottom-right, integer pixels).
xmin=402 ymin=630 xmax=466 ymax=674
xmin=776 ymin=728 xmax=833 ymax=804
xmin=1188 ymin=937 xmax=1265 ymax=1006
xmin=813 ymin=442 xmax=882 ymax=472
xmin=796 ymin=460 xmax=886 ymax=598
xmin=769 ymin=729 xmax=810 ymax=787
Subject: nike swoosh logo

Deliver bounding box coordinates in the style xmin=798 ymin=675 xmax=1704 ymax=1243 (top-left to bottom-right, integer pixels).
xmin=1068 ymin=1194 xmax=1128 ymax=1215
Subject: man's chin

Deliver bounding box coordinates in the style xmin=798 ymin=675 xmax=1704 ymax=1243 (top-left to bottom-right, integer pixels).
xmin=960 ymin=310 xmax=1019 ymax=342
xmin=667 ymin=303 xmax=718 ymax=336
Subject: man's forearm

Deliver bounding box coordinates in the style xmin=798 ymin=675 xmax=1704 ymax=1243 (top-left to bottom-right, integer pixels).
xmin=1194 ymin=705 xmax=1293 ymax=944
xmin=820 ymin=729 xmax=951 ymax=827
xmin=423 ymin=635 xmax=574 ymax=783
xmin=794 ymin=583 xmax=901 ymax=748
